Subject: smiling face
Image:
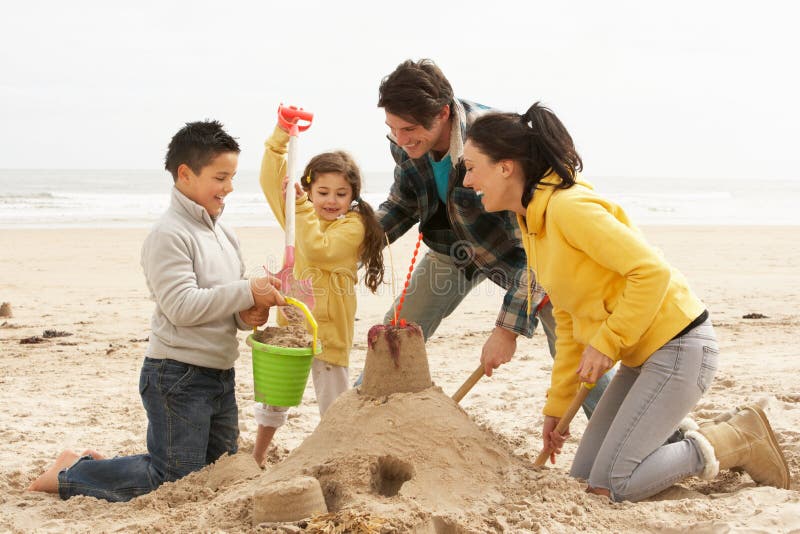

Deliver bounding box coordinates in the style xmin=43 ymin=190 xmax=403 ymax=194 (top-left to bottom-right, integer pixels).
xmin=385 ymin=106 xmax=451 ymax=160
xmin=462 ymin=140 xmax=528 ymax=215
xmin=463 ymin=139 xmax=510 ymax=213
xmin=308 ymin=172 xmax=354 ymax=221
xmin=176 ymin=151 xmax=238 ymax=218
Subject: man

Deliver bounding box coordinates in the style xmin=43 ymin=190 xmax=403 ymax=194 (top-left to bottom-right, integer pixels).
xmin=373 ymin=58 xmax=612 ymax=415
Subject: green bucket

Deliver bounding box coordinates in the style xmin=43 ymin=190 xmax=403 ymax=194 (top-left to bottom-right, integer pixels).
xmin=249 ymin=334 xmax=321 ymax=407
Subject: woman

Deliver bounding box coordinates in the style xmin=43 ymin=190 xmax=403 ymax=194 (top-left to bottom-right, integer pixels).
xmin=462 ymin=103 xmax=790 ymax=501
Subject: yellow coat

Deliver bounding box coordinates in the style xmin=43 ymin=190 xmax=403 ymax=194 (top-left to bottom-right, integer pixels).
xmin=518 ymin=175 xmax=705 ymax=417
xmin=259 ymin=127 xmax=364 ymax=367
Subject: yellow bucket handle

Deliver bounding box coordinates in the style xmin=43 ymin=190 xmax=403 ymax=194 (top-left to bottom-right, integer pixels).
xmin=283 ymin=296 xmax=318 ymax=355
xmin=251 ymin=297 xmax=318 ymax=355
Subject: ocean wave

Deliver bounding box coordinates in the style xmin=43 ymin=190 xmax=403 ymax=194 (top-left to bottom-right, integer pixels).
xmin=1 ymin=170 xmax=798 ymax=228
xmin=0 ymin=191 xmax=59 ymax=200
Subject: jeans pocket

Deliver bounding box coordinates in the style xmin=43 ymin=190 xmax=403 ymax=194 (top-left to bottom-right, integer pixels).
xmin=139 ymin=370 xmax=150 ymax=396
xmin=159 ymin=360 xmax=196 ymax=398
xmin=644 ymin=341 xmax=680 ymax=373
xmin=697 ymin=345 xmax=719 ymax=393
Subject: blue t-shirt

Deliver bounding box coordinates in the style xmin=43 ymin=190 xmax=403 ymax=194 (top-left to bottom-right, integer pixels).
xmin=429 ymin=153 xmax=452 ymax=204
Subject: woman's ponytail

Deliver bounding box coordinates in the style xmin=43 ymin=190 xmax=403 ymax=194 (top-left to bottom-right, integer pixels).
xmin=467 ymin=102 xmax=582 ymax=208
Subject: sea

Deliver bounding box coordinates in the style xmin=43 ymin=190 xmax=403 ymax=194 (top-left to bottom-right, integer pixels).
xmin=1 ymin=169 xmax=799 ymax=229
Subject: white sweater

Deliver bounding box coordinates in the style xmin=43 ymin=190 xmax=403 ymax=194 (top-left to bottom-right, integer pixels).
xmin=141 ymin=187 xmax=254 ymax=369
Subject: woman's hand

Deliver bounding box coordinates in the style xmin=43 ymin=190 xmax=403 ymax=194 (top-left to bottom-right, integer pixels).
xmin=576 ymin=345 xmax=614 ymax=384
xmin=543 ymin=415 xmax=569 ymax=464
xmin=281 ymin=175 xmax=304 ymax=200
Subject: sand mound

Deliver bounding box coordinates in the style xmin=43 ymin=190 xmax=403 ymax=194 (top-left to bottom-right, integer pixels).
xmin=257 ymin=388 xmax=521 ymax=519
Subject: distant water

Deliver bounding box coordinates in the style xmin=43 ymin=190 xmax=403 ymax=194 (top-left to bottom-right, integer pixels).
xmin=1 ymin=169 xmax=799 ymax=229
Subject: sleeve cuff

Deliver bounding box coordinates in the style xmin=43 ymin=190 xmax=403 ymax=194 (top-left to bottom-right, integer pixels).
xmin=234 ymin=311 xmax=249 ymax=331
xmin=589 ymin=325 xmax=620 ymax=361
xmin=494 ymin=317 xmax=534 ymax=338
xmin=268 ymin=125 xmax=291 ymax=145
xmin=543 ymin=381 xmax=582 ymax=418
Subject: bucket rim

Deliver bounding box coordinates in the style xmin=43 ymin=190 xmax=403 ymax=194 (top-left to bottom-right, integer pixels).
xmin=248 ymin=334 xmax=321 ymax=356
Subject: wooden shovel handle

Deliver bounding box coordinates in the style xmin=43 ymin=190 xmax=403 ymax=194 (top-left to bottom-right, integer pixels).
xmin=533 ymin=384 xmax=592 ymax=467
xmin=452 ymin=365 xmax=486 ymax=403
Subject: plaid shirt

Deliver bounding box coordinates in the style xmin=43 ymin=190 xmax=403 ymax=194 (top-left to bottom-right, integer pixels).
xmin=377 ymin=98 xmax=547 ymax=337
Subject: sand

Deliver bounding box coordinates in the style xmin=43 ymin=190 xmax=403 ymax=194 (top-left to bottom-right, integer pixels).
xmin=1 ymin=225 xmax=799 ymax=532
xmin=254 ymin=325 xmax=313 ymax=348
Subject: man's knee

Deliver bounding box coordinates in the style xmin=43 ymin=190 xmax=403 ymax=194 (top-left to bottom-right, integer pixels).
xmin=382 ymin=307 xmax=394 ymax=325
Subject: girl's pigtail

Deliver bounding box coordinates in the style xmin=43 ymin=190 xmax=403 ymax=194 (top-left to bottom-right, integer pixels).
xmin=353 ymin=199 xmax=385 ymax=293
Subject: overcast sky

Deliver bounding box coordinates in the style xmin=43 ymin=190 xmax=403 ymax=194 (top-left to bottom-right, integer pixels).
xmin=1 ymin=1 xmax=798 ymax=181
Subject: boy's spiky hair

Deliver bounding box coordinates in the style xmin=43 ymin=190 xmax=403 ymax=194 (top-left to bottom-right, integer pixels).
xmin=164 ymin=120 xmax=240 ymax=181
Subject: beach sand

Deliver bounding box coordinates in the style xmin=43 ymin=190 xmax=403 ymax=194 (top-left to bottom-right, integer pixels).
xmin=1 ymin=225 xmax=799 ymax=532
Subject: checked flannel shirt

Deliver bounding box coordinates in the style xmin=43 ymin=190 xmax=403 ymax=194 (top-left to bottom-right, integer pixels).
xmin=376 ymin=98 xmax=548 ymax=337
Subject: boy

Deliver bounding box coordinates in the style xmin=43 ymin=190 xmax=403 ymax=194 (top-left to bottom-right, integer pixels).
xmin=27 ymin=120 xmax=284 ymax=501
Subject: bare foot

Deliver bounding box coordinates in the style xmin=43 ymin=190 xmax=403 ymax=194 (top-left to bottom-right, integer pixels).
xmin=81 ymin=449 xmax=106 ymax=460
xmin=27 ymin=450 xmax=81 ymax=493
xmin=586 ymin=485 xmax=612 ymax=499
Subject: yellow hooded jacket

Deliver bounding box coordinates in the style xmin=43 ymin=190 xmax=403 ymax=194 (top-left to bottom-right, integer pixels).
xmin=259 ymin=127 xmax=364 ymax=367
xmin=517 ymin=174 xmax=706 ymax=418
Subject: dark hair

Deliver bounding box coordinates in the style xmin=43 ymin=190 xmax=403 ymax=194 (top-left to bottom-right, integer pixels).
xmin=378 ymin=58 xmax=454 ymax=129
xmin=466 ymin=102 xmax=582 ymax=206
xmin=164 ymin=120 xmax=240 ymax=181
xmin=301 ymin=151 xmax=385 ymax=293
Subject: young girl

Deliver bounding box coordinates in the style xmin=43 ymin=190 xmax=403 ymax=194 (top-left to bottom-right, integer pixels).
xmin=253 ymin=117 xmax=385 ymax=467
xmin=461 ymin=102 xmax=790 ymax=501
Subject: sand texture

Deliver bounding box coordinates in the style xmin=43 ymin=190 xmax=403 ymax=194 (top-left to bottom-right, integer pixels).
xmin=255 ymin=325 xmax=313 ymax=348
xmin=1 ymin=226 xmax=799 ymax=532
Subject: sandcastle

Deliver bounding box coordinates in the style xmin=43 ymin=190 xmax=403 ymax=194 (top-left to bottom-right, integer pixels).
xmin=250 ymin=322 xmax=533 ymax=530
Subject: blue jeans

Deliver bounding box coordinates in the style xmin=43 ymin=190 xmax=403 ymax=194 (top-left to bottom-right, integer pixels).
xmin=569 ymin=319 xmax=719 ymax=502
xmin=357 ymin=249 xmax=611 ymax=417
xmin=58 ymin=357 xmax=239 ymax=502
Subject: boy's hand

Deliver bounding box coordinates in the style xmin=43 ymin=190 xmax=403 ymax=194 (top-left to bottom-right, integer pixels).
xmin=281 ymin=175 xmax=304 ymax=200
xmin=239 ymin=306 xmax=270 ymax=327
xmin=250 ymin=276 xmax=286 ymax=308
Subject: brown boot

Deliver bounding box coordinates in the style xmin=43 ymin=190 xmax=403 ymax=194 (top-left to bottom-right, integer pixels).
xmin=686 ymin=406 xmax=790 ymax=489
xmin=675 ymin=398 xmax=769 ymax=440
xmin=698 ymin=397 xmax=770 ymax=429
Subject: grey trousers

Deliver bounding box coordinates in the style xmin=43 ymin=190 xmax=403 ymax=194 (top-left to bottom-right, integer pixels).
xmin=570 ymin=319 xmax=719 ymax=502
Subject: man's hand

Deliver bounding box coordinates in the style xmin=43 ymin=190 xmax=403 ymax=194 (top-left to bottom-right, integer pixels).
xmin=576 ymin=345 xmax=614 ymax=384
xmin=250 ymin=275 xmax=286 ymax=309
xmin=480 ymin=326 xmax=518 ymax=377
xmin=239 ymin=306 xmax=270 ymax=327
